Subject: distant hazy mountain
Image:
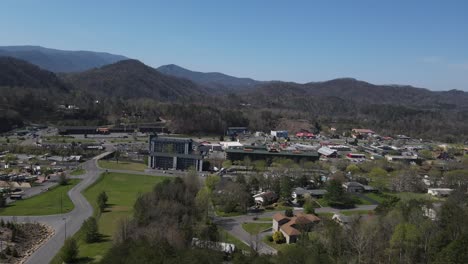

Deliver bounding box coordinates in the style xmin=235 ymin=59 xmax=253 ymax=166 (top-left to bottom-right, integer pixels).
xmin=0 ymin=45 xmax=127 ymax=72
xmin=63 ymin=59 xmax=206 ymax=100
xmin=0 ymin=56 xmax=68 ymax=91
xmin=157 ymin=64 xmax=262 ymax=92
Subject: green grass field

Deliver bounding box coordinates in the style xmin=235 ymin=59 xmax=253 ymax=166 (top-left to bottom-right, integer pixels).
xmin=70 ymin=168 xmax=86 ymax=176
xmin=353 ymin=195 xmax=374 ymax=205
xmin=386 ymin=192 xmax=436 ymax=202
xmin=98 ymin=160 xmax=147 ymax=172
xmin=55 ymin=172 xmax=167 ymax=263
xmin=364 ymin=193 xmax=387 ymax=203
xmin=0 ymin=180 xmax=79 ymax=216
xmin=242 ymin=223 xmax=272 ymax=235
xmin=215 ymin=209 xmax=245 ymax=217
xmin=340 ymin=210 xmax=374 ymax=216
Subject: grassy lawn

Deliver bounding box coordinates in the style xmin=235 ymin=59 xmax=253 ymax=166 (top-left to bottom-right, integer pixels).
xmin=0 ymin=179 xmax=79 ymax=216
xmin=364 ymin=192 xmax=389 ymax=203
xmin=340 ymin=210 xmax=374 ymax=216
xmin=98 ymin=160 xmax=147 ymax=172
xmin=52 ymin=172 xmax=167 ymax=264
xmin=215 ymin=209 xmax=245 ymax=217
xmin=352 ymin=195 xmax=374 ymax=205
xmin=70 ymin=168 xmax=86 ymax=176
xmin=317 ymin=212 xmax=334 ymax=219
xmin=242 ymin=223 xmax=272 ymax=235
xmin=386 ymin=192 xmax=436 ymax=202
xmin=218 ymin=229 xmax=251 ymax=252
xmin=256 ymin=217 xmax=272 ymax=221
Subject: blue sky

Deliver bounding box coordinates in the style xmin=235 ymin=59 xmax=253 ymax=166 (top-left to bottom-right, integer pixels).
xmin=1 ymin=0 xmax=467 ymax=90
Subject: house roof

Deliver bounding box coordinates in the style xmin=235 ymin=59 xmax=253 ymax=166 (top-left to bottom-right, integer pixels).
xmin=273 ymin=212 xmax=288 ymax=222
xmin=352 ymin=129 xmax=375 ymax=134
xmin=343 ymin=182 xmax=364 ymax=188
xmin=318 ymin=147 xmax=337 ymax=156
xmin=274 ymin=212 xmax=321 ymax=236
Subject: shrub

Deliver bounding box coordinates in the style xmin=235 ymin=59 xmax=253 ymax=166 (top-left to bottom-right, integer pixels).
xmin=285 ymin=209 xmax=293 ymax=217
xmin=273 ymin=231 xmax=285 ymax=244
xmin=267 ymin=235 xmax=273 ymax=242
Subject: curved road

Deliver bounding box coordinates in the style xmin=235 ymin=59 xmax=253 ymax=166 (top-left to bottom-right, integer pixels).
xmin=1 ymin=152 xmax=112 ymax=264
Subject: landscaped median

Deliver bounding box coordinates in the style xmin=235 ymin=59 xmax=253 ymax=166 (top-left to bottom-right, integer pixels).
xmin=51 ymin=172 xmax=167 ymax=263
xmin=97 ymin=160 xmax=147 ymax=172
xmin=0 ymin=179 xmax=79 ymax=216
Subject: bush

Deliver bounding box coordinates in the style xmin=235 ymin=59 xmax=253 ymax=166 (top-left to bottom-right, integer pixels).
xmin=303 ymin=199 xmax=315 ymax=214
xmin=273 ymin=231 xmax=285 ymax=244
xmin=59 ymin=173 xmax=69 ymax=186
xmin=267 ymin=235 xmax=273 ymax=242
xmin=60 ymin=238 xmax=79 ymax=263
xmin=285 ymin=209 xmax=293 ymax=217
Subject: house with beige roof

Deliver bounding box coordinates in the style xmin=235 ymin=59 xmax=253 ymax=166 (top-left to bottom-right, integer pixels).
xmin=272 ymin=212 xmax=320 ymax=244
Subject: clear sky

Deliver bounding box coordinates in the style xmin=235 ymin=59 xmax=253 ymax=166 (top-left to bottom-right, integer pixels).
xmin=1 ymin=0 xmax=467 ymax=90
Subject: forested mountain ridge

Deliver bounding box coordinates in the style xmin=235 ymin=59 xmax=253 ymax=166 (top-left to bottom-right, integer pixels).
xmin=62 ymin=60 xmax=207 ymax=100
xmin=157 ymin=64 xmax=262 ymax=92
xmin=0 ymin=56 xmax=69 ymax=91
xmin=246 ymin=78 xmax=468 ymax=108
xmin=0 ymin=45 xmax=127 ymax=72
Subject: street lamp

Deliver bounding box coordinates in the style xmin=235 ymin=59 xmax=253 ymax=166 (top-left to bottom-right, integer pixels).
xmin=62 ymin=217 xmax=67 ymax=242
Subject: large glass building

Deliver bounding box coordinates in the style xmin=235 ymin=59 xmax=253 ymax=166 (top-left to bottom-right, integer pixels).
xmin=148 ymin=135 xmax=203 ymax=171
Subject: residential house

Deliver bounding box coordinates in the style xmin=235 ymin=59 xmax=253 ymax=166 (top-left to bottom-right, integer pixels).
xmin=291 ymin=187 xmax=327 ymax=203
xmin=427 ymin=188 xmax=454 ymax=197
xmin=342 ymin=182 xmax=365 ymax=193
xmin=253 ymin=191 xmax=278 ymax=206
xmin=272 ymin=212 xmax=320 ymax=244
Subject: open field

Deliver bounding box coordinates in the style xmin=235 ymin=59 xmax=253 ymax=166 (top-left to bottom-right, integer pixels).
xmin=98 ymin=160 xmax=147 ymax=172
xmin=0 ymin=179 xmax=79 ymax=216
xmin=51 ymin=172 xmax=166 ymax=263
xmin=242 ymin=223 xmax=272 ymax=235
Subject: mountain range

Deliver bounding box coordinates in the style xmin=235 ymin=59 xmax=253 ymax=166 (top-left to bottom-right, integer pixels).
xmin=62 ymin=59 xmax=205 ymax=100
xmin=156 ymin=64 xmax=262 ymax=92
xmin=1 ymin=45 xmax=467 ymax=140
xmin=0 ymin=45 xmax=127 ymax=72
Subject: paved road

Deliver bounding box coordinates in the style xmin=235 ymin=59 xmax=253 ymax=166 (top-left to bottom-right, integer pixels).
xmin=215 ymin=204 xmax=377 ymax=255
xmin=0 ymin=151 xmax=112 ymax=264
